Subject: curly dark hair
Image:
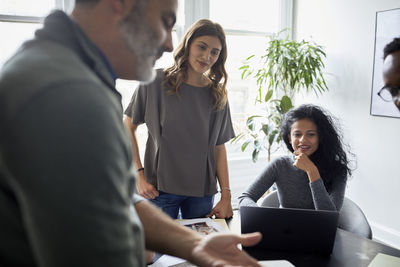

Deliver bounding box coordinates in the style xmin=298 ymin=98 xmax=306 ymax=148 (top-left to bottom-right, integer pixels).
xmin=280 ymin=104 xmax=352 ymax=193
xmin=383 ymin=37 xmax=400 ymax=59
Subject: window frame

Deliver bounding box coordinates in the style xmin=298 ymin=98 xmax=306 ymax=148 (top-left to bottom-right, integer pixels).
xmin=183 ymin=0 xmax=293 ymax=38
xmin=0 ymin=0 xmax=74 ymax=23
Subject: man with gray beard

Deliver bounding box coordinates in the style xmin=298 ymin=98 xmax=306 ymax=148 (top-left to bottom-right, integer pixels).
xmin=0 ymin=0 xmax=262 ymax=266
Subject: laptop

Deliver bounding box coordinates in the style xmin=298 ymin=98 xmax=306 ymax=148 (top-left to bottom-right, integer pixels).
xmin=240 ymin=206 xmax=339 ymax=257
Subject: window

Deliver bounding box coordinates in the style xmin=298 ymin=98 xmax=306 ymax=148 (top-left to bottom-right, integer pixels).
xmin=192 ymin=0 xmax=293 ymax=208
xmin=209 ymin=0 xmax=292 ymax=156
xmin=0 ymin=22 xmax=41 ymax=66
xmin=1 ymin=0 xmax=65 ymax=17
xmin=210 ymin=0 xmax=281 ymax=33
xmin=0 ymin=0 xmax=74 ymax=67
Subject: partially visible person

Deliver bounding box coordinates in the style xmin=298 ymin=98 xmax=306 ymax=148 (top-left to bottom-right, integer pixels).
xmin=124 ymin=19 xmax=234 ymax=219
xmin=0 ymin=0 xmax=261 ymax=266
xmin=239 ymin=104 xmax=352 ymax=211
xmin=381 ymin=37 xmax=400 ymax=111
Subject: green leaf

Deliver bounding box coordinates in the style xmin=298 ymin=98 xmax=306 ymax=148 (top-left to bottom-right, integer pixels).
xmin=246 ymin=54 xmax=255 ymax=60
xmin=246 ymin=115 xmax=262 ymax=131
xmin=231 ymin=133 xmax=244 ymax=143
xmin=280 ymin=96 xmax=293 ymax=113
xmin=240 ymin=69 xmax=247 ymax=80
xmin=276 ymin=134 xmax=282 ymax=144
xmin=264 ymin=90 xmax=273 ymax=102
xmin=268 ymin=130 xmax=278 ymax=146
xmin=261 ymin=124 xmax=270 ymax=136
xmin=252 ymin=149 xmax=259 ymax=162
xmin=254 ymin=139 xmax=261 ymax=149
xmin=241 ymin=141 xmax=251 ymax=152
xmin=246 ymin=115 xmax=261 ymax=125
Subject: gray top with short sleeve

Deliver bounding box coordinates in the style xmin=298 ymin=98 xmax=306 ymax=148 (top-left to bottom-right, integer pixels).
xmin=125 ymin=69 xmax=235 ymax=197
xmin=238 ymin=156 xmax=347 ymax=211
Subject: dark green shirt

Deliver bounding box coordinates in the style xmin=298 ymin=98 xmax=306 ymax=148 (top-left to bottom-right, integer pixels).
xmin=0 ymin=11 xmax=145 ymax=266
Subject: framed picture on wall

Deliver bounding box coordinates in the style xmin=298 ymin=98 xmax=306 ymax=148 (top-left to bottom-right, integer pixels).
xmin=370 ymin=8 xmax=400 ymax=118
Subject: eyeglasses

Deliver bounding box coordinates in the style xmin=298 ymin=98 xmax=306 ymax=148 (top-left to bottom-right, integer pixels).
xmin=377 ymin=85 xmax=400 ymax=102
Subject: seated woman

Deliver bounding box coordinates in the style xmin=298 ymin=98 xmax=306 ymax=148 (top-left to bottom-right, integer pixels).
xmin=238 ymin=104 xmax=352 ymax=211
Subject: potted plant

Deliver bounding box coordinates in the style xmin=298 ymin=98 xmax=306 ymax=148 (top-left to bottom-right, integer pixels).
xmin=232 ymin=30 xmax=329 ymax=162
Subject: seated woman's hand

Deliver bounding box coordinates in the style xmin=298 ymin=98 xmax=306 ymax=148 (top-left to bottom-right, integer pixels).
xmin=293 ymin=150 xmax=320 ymax=182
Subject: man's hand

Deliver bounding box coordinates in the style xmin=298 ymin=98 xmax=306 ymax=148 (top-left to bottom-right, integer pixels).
xmin=145 ymin=250 xmax=155 ymax=264
xmin=136 ymin=201 xmax=261 ymax=267
xmin=207 ymin=198 xmax=233 ymax=219
xmin=190 ymin=232 xmax=262 ymax=267
xmin=137 ymin=172 xmax=159 ymax=199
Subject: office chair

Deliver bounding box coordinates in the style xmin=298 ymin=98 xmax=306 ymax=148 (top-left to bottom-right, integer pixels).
xmin=260 ymin=190 xmax=373 ymax=239
xmin=260 ymin=190 xmax=280 ymax=207
xmin=338 ymin=197 xmax=373 ymax=239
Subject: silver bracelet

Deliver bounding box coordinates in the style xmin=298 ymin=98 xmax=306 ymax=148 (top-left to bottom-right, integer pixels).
xmin=220 ymin=187 xmax=231 ymax=192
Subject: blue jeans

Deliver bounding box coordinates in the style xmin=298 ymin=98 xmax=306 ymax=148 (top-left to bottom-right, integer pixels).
xmin=150 ymin=191 xmax=214 ymax=219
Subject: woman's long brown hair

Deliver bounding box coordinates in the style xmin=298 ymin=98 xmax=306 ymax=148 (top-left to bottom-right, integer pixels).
xmin=164 ymin=19 xmax=228 ymax=110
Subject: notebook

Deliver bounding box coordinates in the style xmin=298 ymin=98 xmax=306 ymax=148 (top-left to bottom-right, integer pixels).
xmin=240 ymin=206 xmax=339 ymax=256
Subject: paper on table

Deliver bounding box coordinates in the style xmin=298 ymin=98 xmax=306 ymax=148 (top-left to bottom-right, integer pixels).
xmin=258 ymin=260 xmax=295 ymax=267
xmin=149 ymin=218 xmax=228 ymax=267
xmin=212 ymin=218 xmax=230 ymax=231
xmin=148 ymin=255 xmax=189 ymax=267
xmin=368 ymin=253 xmax=400 ymax=267
xmin=176 ymin=217 xmax=228 ymax=234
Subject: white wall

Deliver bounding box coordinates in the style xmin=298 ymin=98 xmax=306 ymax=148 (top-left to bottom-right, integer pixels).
xmin=293 ymin=0 xmax=400 ymax=248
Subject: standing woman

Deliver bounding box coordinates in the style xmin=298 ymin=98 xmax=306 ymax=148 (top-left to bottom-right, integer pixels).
xmin=239 ymin=104 xmax=352 ymax=211
xmin=124 ymin=19 xmax=234 ymax=219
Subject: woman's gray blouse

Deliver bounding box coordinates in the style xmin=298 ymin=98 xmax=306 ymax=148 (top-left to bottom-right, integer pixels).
xmin=124 ymin=70 xmax=235 ymax=197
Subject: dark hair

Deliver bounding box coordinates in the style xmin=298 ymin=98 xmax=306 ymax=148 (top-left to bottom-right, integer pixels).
xmin=280 ymin=104 xmax=352 ymax=193
xmin=164 ymin=19 xmax=228 ymax=110
xmin=383 ymin=37 xmax=400 ymax=59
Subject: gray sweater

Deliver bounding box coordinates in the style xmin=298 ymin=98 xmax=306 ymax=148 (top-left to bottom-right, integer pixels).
xmin=238 ymin=156 xmax=346 ymax=211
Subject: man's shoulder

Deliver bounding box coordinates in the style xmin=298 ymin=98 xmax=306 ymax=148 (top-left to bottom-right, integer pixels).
xmin=5 ymin=38 xmax=95 ymax=82
xmin=0 ymin=40 xmax=106 ymax=125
